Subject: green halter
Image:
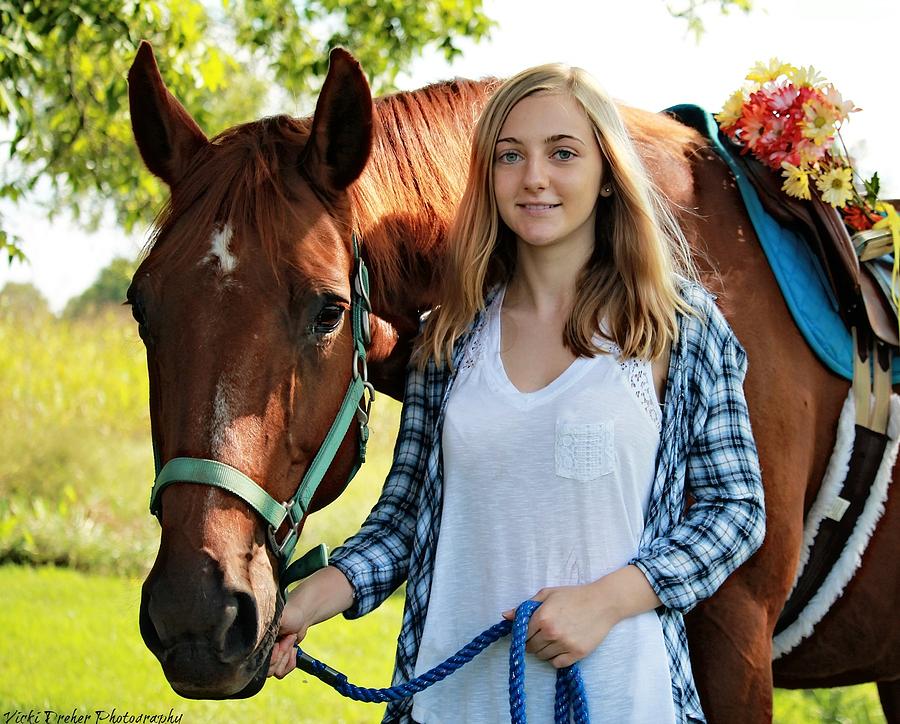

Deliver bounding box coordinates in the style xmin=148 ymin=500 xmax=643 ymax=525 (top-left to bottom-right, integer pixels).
xmin=148 ymin=234 xmax=374 ymax=590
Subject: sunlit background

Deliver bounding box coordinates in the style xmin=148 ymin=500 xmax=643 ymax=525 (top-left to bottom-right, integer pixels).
xmin=1 ymin=0 xmax=897 ymax=311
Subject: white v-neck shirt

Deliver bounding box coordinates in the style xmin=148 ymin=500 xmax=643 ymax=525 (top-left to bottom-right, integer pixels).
xmin=412 ymin=289 xmax=675 ymax=724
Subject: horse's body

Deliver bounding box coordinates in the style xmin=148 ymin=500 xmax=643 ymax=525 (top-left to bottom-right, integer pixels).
xmin=128 ymin=43 xmax=900 ymax=720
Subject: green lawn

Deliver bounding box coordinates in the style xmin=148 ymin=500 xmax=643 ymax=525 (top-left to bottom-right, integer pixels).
xmin=0 ymin=565 xmax=886 ymax=723
xmin=0 ymin=565 xmax=399 ymax=723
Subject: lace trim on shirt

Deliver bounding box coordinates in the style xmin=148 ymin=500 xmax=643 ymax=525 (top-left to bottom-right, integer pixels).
xmin=459 ymin=305 xmax=490 ymax=372
xmin=594 ymin=338 xmax=663 ymax=432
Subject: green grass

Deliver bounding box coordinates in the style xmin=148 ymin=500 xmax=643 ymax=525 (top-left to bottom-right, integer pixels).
xmin=0 ymin=304 xmax=403 ymax=576
xmin=0 ymin=565 xmax=399 ymax=723
xmin=775 ymin=687 xmax=886 ymax=724
xmin=0 ymin=565 xmax=887 ymax=723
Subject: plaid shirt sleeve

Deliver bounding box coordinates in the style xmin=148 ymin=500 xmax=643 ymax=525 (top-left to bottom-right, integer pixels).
xmin=631 ymin=301 xmax=766 ymax=614
xmin=329 ymin=359 xmax=434 ymax=619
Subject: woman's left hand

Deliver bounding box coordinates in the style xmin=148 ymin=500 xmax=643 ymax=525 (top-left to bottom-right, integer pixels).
xmin=501 ymin=581 xmax=617 ymax=669
xmin=500 ymin=565 xmax=662 ymax=669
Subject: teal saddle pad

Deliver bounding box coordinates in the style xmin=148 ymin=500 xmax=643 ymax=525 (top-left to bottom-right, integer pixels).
xmin=667 ymin=103 xmax=900 ymax=383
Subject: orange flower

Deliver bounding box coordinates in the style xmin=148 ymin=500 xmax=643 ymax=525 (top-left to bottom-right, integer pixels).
xmin=842 ymin=205 xmax=878 ymax=232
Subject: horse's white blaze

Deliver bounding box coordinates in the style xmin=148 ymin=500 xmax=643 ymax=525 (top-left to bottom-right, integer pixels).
xmin=207 ymin=371 xmax=266 ymax=514
xmin=205 ymin=224 xmax=237 ymax=274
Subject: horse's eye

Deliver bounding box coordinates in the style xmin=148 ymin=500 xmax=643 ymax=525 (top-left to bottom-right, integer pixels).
xmin=314 ymin=304 xmax=345 ymax=335
xmin=130 ymin=303 xmax=145 ymax=327
xmin=129 ymin=299 xmax=150 ymax=337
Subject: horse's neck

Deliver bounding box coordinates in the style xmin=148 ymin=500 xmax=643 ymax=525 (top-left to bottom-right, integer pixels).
xmin=351 ymin=79 xmax=495 ymax=335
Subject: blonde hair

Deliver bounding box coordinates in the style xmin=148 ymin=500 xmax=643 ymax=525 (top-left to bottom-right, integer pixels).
xmin=416 ymin=63 xmax=697 ymax=369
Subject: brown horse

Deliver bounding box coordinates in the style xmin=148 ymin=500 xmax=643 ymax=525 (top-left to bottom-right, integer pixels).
xmin=127 ymin=42 xmax=900 ymax=720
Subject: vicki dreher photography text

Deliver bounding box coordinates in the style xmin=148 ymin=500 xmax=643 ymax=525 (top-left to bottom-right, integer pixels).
xmin=3 ymin=710 xmax=184 ymax=724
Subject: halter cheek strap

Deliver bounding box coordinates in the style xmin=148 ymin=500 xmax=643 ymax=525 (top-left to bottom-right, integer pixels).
xmin=147 ymin=234 xmax=374 ymax=590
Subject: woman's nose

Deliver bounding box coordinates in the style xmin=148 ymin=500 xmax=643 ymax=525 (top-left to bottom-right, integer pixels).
xmin=522 ymin=157 xmax=548 ymax=190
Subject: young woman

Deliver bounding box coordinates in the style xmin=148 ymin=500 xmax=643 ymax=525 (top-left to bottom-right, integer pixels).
xmin=268 ymin=64 xmax=765 ymax=724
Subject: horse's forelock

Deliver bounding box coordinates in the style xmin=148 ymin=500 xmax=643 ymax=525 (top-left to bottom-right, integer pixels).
xmin=141 ymin=115 xmax=317 ymax=280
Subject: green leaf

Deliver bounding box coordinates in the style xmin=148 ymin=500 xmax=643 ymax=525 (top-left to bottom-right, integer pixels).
xmin=864 ymin=172 xmax=880 ymax=206
xmin=106 ymin=79 xmax=121 ymax=115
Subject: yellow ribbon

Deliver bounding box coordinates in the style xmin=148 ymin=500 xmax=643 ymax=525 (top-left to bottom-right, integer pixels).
xmin=874 ymin=201 xmax=900 ymax=341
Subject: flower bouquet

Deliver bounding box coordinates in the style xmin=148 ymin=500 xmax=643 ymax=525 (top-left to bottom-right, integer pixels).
xmin=716 ymin=58 xmax=898 ymax=261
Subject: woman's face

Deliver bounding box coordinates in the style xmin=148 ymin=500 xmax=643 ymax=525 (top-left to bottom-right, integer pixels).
xmin=492 ymin=92 xmax=605 ymax=256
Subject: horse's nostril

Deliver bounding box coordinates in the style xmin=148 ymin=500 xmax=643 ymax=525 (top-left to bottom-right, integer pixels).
xmin=221 ymin=590 xmax=259 ymax=660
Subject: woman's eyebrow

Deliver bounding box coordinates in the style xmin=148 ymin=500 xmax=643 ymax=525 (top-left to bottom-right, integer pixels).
xmin=545 ymin=133 xmax=586 ymax=146
xmin=495 ymin=134 xmax=586 ymax=146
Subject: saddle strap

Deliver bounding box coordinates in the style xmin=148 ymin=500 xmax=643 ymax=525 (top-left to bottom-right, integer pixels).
xmin=775 ymin=329 xmax=892 ymax=635
xmin=774 ymin=423 xmax=888 ymax=636
xmin=853 ymin=328 xmax=892 ymax=434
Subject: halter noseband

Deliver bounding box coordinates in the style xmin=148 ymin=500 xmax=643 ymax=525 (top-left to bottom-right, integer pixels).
xmin=147 ymin=234 xmax=374 ymax=590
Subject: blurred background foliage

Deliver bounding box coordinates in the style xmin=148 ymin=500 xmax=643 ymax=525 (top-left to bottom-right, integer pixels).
xmin=0 ymin=0 xmax=754 ymax=264
xmin=0 ymin=0 xmax=495 ymax=262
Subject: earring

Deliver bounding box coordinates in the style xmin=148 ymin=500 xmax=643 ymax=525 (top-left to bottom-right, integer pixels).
xmin=601 ymin=183 xmax=613 ymax=197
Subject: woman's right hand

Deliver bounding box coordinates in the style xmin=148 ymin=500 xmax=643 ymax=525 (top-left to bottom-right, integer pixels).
xmin=266 ymin=565 xmax=355 ymax=680
xmin=268 ymin=631 xmax=302 ymax=678
xmin=267 ymin=592 xmax=310 ymax=679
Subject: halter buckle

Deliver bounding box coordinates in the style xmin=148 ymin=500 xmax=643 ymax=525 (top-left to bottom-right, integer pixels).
xmin=267 ymin=500 xmax=302 ymax=561
xmin=352 ymin=348 xmax=368 ymax=382
xmin=357 ymin=381 xmax=375 ymax=426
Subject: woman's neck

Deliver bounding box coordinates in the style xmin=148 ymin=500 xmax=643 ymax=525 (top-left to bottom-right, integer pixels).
xmin=505 ymin=237 xmax=592 ymax=318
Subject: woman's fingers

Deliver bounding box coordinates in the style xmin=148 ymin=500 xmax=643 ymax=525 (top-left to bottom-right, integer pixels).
xmin=531 ymin=640 xmax=568 ymax=661
xmin=548 ymin=653 xmax=577 ymax=669
xmin=267 ymin=634 xmax=298 ymax=678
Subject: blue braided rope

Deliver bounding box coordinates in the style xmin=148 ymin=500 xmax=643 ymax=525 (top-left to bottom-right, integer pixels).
xmin=293 ymin=599 xmax=590 ymax=722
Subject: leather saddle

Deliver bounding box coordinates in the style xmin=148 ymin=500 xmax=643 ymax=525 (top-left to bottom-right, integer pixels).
xmin=728 ymin=144 xmax=898 ymax=348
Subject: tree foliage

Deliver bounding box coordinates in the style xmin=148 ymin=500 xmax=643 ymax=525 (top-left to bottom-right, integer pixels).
xmin=0 ymin=0 xmax=753 ymax=264
xmin=0 ymin=280 xmax=50 ymax=321
xmin=62 ymin=255 xmax=136 ymax=318
xmin=0 ymin=0 xmax=494 ymax=262
xmin=667 ymin=0 xmax=754 ymax=40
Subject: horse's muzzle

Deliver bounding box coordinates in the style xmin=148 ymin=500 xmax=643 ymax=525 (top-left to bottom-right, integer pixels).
xmin=139 ymin=563 xmax=283 ymax=699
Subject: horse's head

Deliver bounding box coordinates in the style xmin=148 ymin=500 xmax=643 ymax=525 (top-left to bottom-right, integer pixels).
xmin=127 ymin=42 xmax=381 ymax=698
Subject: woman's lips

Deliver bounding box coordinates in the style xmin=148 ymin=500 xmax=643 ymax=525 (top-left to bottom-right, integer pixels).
xmin=518 ymin=203 xmax=561 ymax=215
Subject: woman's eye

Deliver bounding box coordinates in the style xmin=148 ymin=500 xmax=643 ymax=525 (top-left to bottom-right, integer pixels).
xmin=314 ymin=304 xmax=345 ymax=334
xmin=497 ymin=150 xmax=520 ymax=164
xmin=554 ymin=149 xmax=575 ymax=161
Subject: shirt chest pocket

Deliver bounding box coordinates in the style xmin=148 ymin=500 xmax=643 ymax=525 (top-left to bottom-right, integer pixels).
xmin=555 ymin=419 xmax=616 ymax=481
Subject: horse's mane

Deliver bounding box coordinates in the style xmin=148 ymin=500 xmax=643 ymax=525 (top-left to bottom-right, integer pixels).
xmin=352 ymin=78 xmax=501 ymax=300
xmin=619 ymin=105 xmax=700 ymax=207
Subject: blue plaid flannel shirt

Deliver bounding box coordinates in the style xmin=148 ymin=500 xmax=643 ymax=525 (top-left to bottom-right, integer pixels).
xmin=330 ymin=281 xmax=766 ymax=723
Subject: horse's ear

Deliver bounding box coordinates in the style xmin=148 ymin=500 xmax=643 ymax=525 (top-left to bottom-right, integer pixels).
xmin=302 ymin=48 xmax=374 ymax=192
xmin=127 ymin=40 xmax=209 ymax=186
